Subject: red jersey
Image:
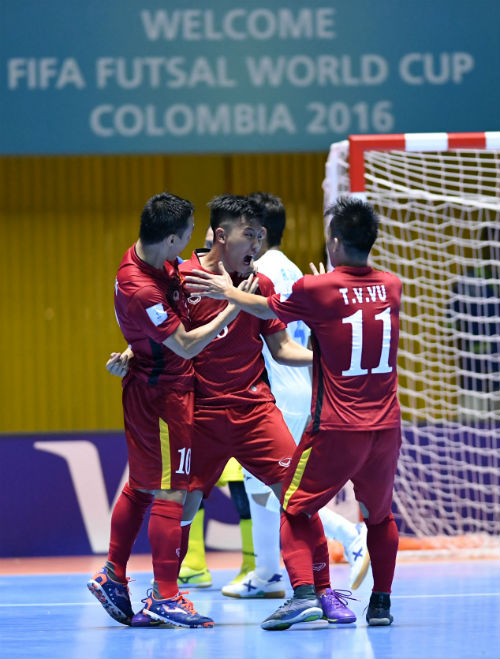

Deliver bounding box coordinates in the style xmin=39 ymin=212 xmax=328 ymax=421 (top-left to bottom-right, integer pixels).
xmin=114 ymin=245 xmax=194 ymax=391
xmin=179 ymin=250 xmax=286 ymax=407
xmin=268 ymin=266 xmax=402 ymax=430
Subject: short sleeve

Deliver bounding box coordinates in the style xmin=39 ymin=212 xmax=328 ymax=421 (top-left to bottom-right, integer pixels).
xmin=254 ymin=273 xmax=287 ymax=335
xmin=267 ymin=276 xmax=312 ymax=324
xmin=127 ymin=285 xmax=181 ymax=344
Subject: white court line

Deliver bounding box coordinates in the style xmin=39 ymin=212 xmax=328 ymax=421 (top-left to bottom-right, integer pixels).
xmin=0 ymin=592 xmax=498 ymax=607
xmin=0 ymin=599 xmax=147 ymax=608
xmin=392 ymin=592 xmax=499 ymax=600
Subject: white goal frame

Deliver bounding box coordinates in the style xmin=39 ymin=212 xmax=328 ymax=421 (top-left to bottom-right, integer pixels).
xmin=323 ymin=132 xmax=500 ymax=554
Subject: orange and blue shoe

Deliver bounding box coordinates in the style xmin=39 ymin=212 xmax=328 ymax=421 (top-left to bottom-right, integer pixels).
xmin=87 ymin=566 xmax=134 ymax=625
xmin=131 ymin=590 xmax=214 ymax=628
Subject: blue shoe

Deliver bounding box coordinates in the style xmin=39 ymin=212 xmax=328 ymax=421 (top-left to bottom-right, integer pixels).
xmin=320 ymin=588 xmax=357 ymax=623
xmin=261 ymin=597 xmax=323 ymax=630
xmin=87 ymin=567 xmax=134 ymax=625
xmin=131 ymin=590 xmax=214 ymax=628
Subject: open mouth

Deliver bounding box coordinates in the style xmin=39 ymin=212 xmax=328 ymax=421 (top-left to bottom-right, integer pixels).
xmin=243 ymin=255 xmax=253 ymax=265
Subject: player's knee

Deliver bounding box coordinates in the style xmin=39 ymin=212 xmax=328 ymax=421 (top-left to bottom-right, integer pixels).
xmin=151 ymin=488 xmax=186 ymax=504
xmin=182 ymin=489 xmax=203 ymax=521
xmin=365 ymin=511 xmax=395 ymax=527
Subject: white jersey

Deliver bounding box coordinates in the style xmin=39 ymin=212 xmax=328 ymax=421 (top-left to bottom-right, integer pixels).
xmin=255 ymin=249 xmax=312 ymax=435
xmin=243 ymin=248 xmax=312 ymax=499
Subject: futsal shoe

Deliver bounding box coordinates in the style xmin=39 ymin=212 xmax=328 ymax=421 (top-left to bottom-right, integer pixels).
xmin=222 ymin=569 xmax=285 ymax=599
xmin=131 ymin=590 xmax=214 ymax=628
xmin=261 ymin=597 xmax=323 ymax=630
xmin=87 ymin=566 xmax=134 ymax=625
xmin=221 ymin=561 xmax=254 ymax=591
xmin=366 ymin=592 xmax=393 ymax=626
xmin=345 ymin=524 xmax=371 ymax=590
xmin=178 ymin=566 xmax=212 ymax=588
xmin=319 ymin=588 xmax=357 ymax=623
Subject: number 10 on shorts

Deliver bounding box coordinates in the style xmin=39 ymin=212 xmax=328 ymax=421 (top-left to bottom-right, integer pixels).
xmin=176 ymin=447 xmax=192 ymax=474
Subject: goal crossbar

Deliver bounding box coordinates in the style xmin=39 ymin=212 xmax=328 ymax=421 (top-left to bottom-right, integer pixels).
xmin=348 ymin=132 xmax=500 ymax=193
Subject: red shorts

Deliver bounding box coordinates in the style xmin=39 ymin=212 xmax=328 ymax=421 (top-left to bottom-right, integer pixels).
xmin=282 ymin=426 xmax=402 ymax=525
xmin=189 ymin=402 xmax=296 ymax=497
xmin=122 ymin=377 xmax=194 ymax=491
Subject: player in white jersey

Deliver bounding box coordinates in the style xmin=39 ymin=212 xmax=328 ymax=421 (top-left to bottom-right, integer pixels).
xmin=221 ymin=192 xmax=370 ymax=599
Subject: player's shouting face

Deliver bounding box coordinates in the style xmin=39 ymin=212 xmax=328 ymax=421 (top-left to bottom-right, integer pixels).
xmin=217 ymin=216 xmax=265 ymax=277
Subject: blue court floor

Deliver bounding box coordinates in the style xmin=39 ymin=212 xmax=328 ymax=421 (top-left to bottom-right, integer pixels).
xmin=0 ymin=559 xmax=498 ymax=659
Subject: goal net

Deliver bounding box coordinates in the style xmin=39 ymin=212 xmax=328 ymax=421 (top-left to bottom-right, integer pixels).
xmin=323 ymin=132 xmax=500 ymax=554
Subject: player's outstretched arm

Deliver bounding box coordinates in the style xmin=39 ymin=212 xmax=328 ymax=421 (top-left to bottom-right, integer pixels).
xmin=106 ymin=308 xmax=239 ymax=368
xmin=264 ymin=330 xmax=313 ymax=367
xmin=164 ymin=301 xmax=239 ymax=359
xmin=107 ymin=279 xmax=254 ymax=368
xmin=164 ymin=274 xmax=260 ymax=358
xmin=185 ymin=262 xmax=277 ymax=320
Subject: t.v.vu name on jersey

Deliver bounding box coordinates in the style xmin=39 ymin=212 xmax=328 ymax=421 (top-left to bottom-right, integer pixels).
xmin=339 ymin=285 xmax=387 ymax=306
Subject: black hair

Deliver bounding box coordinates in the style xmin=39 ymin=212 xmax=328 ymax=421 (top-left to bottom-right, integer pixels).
xmin=248 ymin=192 xmax=286 ymax=248
xmin=139 ymin=192 xmax=194 ymax=245
xmin=325 ymin=196 xmax=379 ymax=256
xmin=208 ymin=194 xmax=258 ymax=233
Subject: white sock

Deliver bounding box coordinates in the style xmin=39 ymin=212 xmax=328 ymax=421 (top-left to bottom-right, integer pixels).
xmin=319 ymin=507 xmax=358 ymax=550
xmin=248 ymin=495 xmax=282 ymax=578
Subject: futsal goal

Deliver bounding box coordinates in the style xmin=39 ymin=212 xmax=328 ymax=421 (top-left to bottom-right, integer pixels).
xmin=323 ymin=132 xmax=500 ymax=556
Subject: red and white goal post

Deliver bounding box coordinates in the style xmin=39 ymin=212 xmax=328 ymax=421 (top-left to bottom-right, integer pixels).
xmin=323 ymin=132 xmax=500 ymax=556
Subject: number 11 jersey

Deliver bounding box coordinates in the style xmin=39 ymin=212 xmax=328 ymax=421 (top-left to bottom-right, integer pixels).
xmin=267 ymin=265 xmax=402 ymax=431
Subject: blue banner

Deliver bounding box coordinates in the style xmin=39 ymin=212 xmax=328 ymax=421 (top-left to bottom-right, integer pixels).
xmin=1 ymin=1 xmax=499 ymax=154
xmin=1 ymin=427 xmax=495 ymax=556
xmin=0 ymin=433 xmax=239 ymax=557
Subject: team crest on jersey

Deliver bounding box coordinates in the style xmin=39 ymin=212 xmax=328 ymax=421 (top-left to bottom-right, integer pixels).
xmin=279 ymin=457 xmax=292 ymax=467
xmin=215 ymin=326 xmax=228 ymax=339
xmin=188 ymin=295 xmax=202 ymax=305
xmin=146 ymin=303 xmax=168 ymax=326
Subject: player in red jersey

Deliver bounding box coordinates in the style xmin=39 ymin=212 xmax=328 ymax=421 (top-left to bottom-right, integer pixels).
xmin=185 ymin=196 xmax=402 ymax=629
xmin=108 ymin=195 xmax=332 ymax=619
xmin=88 ymin=191 xmax=247 ymax=630
xmin=178 ymin=196 xmax=312 ymax=540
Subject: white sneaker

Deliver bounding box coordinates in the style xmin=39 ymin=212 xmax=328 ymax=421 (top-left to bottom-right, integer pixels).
xmin=345 ymin=524 xmax=370 ymax=590
xmin=222 ymin=570 xmax=286 ymax=599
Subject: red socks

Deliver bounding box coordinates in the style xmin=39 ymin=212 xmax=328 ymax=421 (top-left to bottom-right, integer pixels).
xmin=310 ymin=513 xmax=331 ymax=593
xmin=148 ymin=499 xmax=183 ymax=599
xmin=108 ymin=483 xmax=153 ymax=582
xmin=107 ymin=485 xmax=185 ymax=598
xmin=366 ymin=514 xmax=399 ymax=593
xmin=280 ymin=511 xmax=330 ymax=591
